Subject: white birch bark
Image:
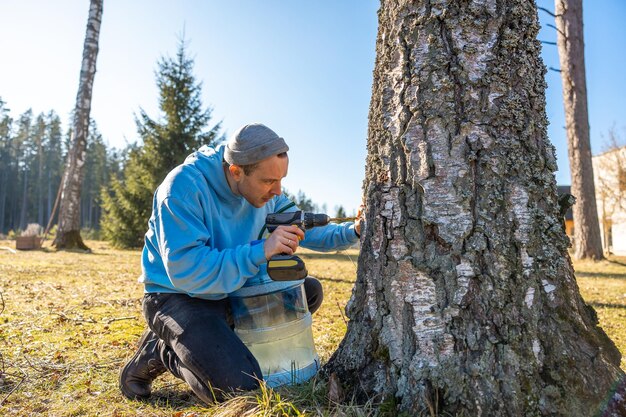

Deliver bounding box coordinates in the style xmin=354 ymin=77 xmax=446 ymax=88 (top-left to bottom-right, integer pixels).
xmin=54 ymin=0 xmax=103 ymax=250
xmin=327 ymin=1 xmax=624 ymax=415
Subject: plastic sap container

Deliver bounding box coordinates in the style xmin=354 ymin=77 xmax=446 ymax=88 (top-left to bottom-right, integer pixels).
xmin=229 ymin=280 xmax=319 ymax=387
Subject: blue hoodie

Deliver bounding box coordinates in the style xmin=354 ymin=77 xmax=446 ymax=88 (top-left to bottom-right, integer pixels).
xmin=141 ymin=144 xmax=359 ymax=300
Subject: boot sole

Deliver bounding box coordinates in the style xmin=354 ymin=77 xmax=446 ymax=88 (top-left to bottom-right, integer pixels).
xmin=119 ymin=329 xmax=153 ymax=400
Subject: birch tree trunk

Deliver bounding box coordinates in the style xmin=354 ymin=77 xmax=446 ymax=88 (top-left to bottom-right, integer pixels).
xmin=53 ymin=0 xmax=103 ymax=250
xmin=326 ymin=1 xmax=624 ymax=415
xmin=555 ymin=0 xmax=603 ymax=260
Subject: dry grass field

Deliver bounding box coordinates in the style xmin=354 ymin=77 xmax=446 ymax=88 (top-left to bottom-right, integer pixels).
xmin=0 ymin=240 xmax=624 ymax=416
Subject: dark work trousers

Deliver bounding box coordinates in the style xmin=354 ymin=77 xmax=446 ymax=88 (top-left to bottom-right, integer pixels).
xmin=142 ymin=277 xmax=323 ymax=404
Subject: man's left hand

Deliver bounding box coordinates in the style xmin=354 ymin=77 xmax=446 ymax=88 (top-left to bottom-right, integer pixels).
xmin=355 ymin=204 xmax=364 ymax=237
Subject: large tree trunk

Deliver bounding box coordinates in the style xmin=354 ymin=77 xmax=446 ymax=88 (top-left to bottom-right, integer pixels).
xmin=555 ymin=0 xmax=603 ymax=260
xmin=326 ymin=1 xmax=624 ymax=416
xmin=53 ymin=0 xmax=103 ymax=250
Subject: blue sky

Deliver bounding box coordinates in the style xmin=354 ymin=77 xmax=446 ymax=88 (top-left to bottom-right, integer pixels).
xmin=0 ymin=1 xmax=624 ymax=215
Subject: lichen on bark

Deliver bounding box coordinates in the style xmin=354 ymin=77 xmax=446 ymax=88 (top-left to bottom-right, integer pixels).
xmin=326 ymin=1 xmax=624 ymax=415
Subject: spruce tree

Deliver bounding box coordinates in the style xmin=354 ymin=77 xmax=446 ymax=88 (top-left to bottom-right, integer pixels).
xmin=101 ymin=41 xmax=223 ymax=248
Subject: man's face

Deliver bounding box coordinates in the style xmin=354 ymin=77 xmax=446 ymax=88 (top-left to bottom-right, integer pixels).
xmin=231 ymin=155 xmax=289 ymax=208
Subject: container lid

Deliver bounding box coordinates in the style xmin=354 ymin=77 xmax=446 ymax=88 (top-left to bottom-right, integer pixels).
xmin=230 ymin=277 xmax=305 ymax=298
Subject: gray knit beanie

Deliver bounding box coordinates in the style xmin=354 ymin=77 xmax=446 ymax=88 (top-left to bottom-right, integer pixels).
xmin=224 ymin=123 xmax=289 ymax=165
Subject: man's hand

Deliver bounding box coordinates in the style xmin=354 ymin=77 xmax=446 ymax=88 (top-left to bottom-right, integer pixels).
xmin=264 ymin=225 xmax=305 ymax=260
xmin=355 ymin=204 xmax=365 ymax=237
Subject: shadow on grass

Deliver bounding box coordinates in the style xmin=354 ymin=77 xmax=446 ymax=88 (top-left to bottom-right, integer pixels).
xmin=141 ymin=387 xmax=201 ymax=409
xmin=589 ymin=301 xmax=626 ymax=310
xmin=576 ymin=271 xmax=626 ymax=280
xmin=607 ymin=258 xmax=626 ymax=267
xmin=146 ymin=383 xmax=313 ymax=414
xmin=316 ymin=276 xmax=356 ymax=284
xmin=34 ymin=246 xmax=109 ymax=256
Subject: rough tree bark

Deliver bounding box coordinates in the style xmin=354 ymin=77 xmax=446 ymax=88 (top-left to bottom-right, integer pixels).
xmin=53 ymin=0 xmax=103 ymax=250
xmin=326 ymin=1 xmax=624 ymax=416
xmin=555 ymin=0 xmax=603 ymax=260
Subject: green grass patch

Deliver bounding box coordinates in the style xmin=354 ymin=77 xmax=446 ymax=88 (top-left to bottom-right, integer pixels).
xmin=0 ymin=241 xmax=624 ymax=415
xmin=569 ymin=257 xmax=626 ymax=369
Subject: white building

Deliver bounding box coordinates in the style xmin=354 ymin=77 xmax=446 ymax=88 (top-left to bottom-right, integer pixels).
xmin=592 ymin=147 xmax=626 ymax=255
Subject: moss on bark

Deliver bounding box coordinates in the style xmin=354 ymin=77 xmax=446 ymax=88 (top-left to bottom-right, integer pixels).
xmin=326 ymin=0 xmax=624 ymax=415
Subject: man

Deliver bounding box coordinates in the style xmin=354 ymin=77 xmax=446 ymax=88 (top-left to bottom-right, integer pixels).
xmin=119 ymin=123 xmax=361 ymax=404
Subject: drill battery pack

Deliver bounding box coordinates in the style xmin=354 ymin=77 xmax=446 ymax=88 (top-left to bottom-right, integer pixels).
xmin=267 ymin=254 xmax=308 ymax=281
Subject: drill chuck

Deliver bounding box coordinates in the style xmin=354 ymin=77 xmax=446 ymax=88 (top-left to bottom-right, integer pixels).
xmin=303 ymin=213 xmax=331 ymax=229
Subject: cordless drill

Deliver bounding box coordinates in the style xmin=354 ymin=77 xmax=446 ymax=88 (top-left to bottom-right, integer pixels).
xmin=265 ymin=211 xmax=331 ymax=281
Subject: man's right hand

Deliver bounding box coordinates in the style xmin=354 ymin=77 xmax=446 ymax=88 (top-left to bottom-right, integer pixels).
xmin=263 ymin=225 xmax=305 ymax=260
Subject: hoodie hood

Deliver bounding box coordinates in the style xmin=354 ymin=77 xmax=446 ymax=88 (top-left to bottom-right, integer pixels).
xmin=185 ymin=144 xmax=243 ymax=205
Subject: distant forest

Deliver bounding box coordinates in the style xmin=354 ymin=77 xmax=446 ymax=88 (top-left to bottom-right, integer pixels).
xmin=0 ymin=98 xmax=124 ymax=236
xmin=0 ymin=98 xmax=342 ymax=240
xmin=0 ymin=44 xmax=343 ymax=243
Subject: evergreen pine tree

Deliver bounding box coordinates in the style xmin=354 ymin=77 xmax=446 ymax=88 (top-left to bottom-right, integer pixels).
xmin=295 ymin=190 xmax=316 ymax=212
xmin=32 ymin=114 xmax=47 ymax=227
xmin=0 ymin=98 xmax=13 ymax=234
xmin=43 ymin=111 xmax=64 ymax=225
xmin=334 ymin=205 xmax=346 ymax=219
xmin=14 ymin=110 xmax=33 ymax=231
xmin=101 ymin=41 xmax=223 ymax=247
xmin=82 ymin=120 xmax=108 ymax=229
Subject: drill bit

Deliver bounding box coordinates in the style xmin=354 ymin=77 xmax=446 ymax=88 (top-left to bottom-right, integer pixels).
xmin=329 ymin=217 xmax=358 ymax=223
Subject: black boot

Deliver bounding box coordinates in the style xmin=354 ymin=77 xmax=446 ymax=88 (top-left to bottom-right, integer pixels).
xmin=119 ymin=329 xmax=167 ymax=399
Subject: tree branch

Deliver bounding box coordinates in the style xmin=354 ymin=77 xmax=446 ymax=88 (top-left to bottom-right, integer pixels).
xmin=549 ymin=67 xmax=562 ymax=73
xmin=105 ymin=316 xmax=137 ymax=324
xmin=52 ymin=311 xmax=97 ymax=324
xmin=540 ymin=40 xmax=557 ymax=46
xmin=537 ymin=7 xmax=559 ymax=18
xmin=336 ymin=301 xmax=348 ymax=326
xmin=0 ymin=372 xmax=26 ymax=406
xmin=547 ymin=23 xmax=566 ymax=38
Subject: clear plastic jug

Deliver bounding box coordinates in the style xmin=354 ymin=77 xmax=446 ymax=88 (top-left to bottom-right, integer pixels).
xmin=230 ymin=280 xmax=319 ymax=387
